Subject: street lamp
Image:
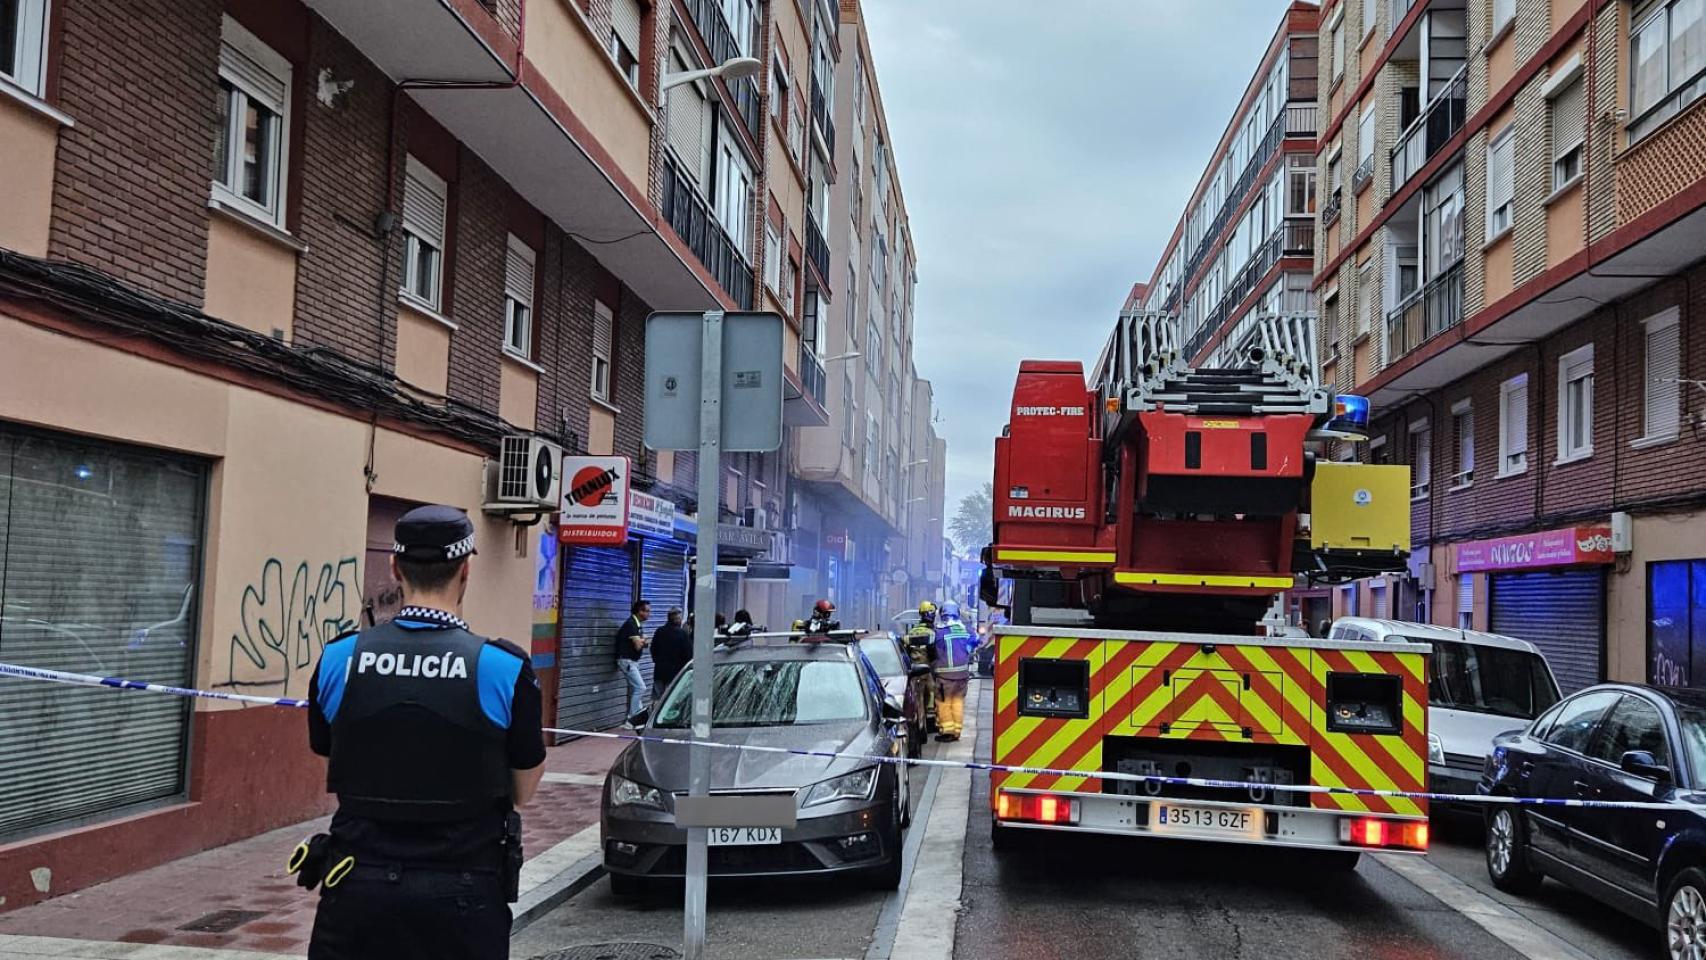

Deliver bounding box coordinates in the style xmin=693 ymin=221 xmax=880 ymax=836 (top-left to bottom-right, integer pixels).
xmin=820 ymin=351 xmax=861 ymax=364
xmin=662 ymin=55 xmax=762 ymax=92
xmin=905 ymin=458 xmax=929 ymax=468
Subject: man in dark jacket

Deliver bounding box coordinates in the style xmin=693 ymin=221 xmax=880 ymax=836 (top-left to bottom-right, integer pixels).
xmin=650 ymin=607 xmax=692 ymax=700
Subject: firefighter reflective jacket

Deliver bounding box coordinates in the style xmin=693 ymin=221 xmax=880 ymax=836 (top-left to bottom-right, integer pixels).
xmin=933 ymin=618 xmax=977 ymax=678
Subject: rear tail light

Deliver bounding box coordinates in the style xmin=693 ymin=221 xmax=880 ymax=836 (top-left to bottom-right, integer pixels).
xmin=1340 ymin=817 xmax=1429 ymax=850
xmin=995 ymin=790 xmax=1080 ymax=825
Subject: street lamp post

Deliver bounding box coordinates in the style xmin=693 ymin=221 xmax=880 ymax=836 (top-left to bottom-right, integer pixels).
xmin=661 ymin=56 xmax=763 ymax=92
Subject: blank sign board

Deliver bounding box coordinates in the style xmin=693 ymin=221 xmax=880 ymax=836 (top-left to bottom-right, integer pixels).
xmin=644 ymin=311 xmax=784 ymax=453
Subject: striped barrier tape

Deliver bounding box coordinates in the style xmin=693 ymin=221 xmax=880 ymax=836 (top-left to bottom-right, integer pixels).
xmin=4 ymin=659 xmax=1703 ymax=813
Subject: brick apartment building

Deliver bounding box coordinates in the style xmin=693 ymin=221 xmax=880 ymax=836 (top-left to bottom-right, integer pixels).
xmin=1136 ymin=3 xmax=1321 ymax=362
xmin=1313 ymin=0 xmax=1706 ymax=695
xmin=0 ymin=0 xmax=942 ymax=911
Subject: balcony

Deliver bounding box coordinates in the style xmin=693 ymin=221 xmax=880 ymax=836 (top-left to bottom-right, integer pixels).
xmin=1283 ymin=217 xmax=1315 ymax=257
xmin=800 ymin=344 xmax=826 ymax=406
xmin=1183 ymin=223 xmax=1292 ymax=361
xmin=683 ymin=0 xmax=762 ymax=141
xmin=1285 ymin=103 xmax=1318 ymax=137
xmin=1384 ymin=261 xmax=1463 ymax=363
xmin=1353 ymin=155 xmax=1375 ymax=193
xmin=1321 ymin=187 xmax=1343 ymax=227
xmin=1390 ymin=67 xmax=1467 ymax=192
xmin=809 ymin=74 xmax=836 ymax=157
xmin=1181 ymin=105 xmax=1291 ymax=285
xmin=660 ymin=152 xmax=754 ymax=310
xmin=805 ymin=210 xmax=830 ymax=285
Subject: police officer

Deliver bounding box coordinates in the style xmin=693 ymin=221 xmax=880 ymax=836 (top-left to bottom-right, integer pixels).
xmin=304 ymin=505 xmax=545 ymax=960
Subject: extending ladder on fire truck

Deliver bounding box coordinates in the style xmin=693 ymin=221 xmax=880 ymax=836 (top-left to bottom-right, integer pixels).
xmin=1095 ymin=312 xmax=1328 ymax=451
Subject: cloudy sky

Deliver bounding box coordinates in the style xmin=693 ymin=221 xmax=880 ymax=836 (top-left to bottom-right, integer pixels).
xmin=863 ymin=1 xmax=1294 ymax=538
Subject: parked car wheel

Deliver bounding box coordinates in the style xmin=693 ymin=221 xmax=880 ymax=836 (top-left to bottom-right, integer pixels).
xmin=1485 ymin=807 xmax=1543 ymax=894
xmin=1666 ymin=868 xmax=1706 ymax=960
xmin=898 ymin=765 xmax=913 ymax=830
xmin=908 ymin=721 xmax=924 ymax=758
xmin=607 ymin=869 xmax=647 ymax=899
xmin=866 ymin=789 xmax=905 ymax=890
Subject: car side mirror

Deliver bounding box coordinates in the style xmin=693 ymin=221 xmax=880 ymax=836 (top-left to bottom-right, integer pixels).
xmin=881 ymin=698 xmax=905 ymax=723
xmin=908 ymin=662 xmax=932 ymax=678
xmin=1620 ymin=750 xmax=1671 ymax=782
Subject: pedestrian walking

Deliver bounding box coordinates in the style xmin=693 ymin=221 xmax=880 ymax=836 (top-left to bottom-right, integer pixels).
xmin=301 ymin=505 xmax=545 ymax=960
xmin=933 ymin=601 xmax=979 ymax=742
xmin=615 ymin=600 xmax=651 ymax=727
xmin=650 ymin=607 xmax=692 ymax=699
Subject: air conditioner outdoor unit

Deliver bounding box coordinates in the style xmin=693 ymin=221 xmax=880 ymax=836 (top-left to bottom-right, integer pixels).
xmin=484 ymin=435 xmax=562 ymax=513
xmin=744 ymin=506 xmax=770 ymax=530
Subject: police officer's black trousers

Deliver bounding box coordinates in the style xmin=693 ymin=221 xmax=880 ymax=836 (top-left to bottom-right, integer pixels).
xmin=308 ymin=864 xmax=509 ymax=960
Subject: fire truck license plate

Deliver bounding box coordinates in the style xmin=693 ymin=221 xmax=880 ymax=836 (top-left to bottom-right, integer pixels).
xmin=707 ymin=827 xmax=782 ymax=846
xmin=1155 ymin=804 xmax=1259 ymax=836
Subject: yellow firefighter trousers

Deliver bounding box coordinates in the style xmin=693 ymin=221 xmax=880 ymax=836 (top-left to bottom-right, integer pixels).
xmin=937 ymin=676 xmax=968 ymax=735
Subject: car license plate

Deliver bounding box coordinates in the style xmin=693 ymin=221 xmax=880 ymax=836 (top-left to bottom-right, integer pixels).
xmin=707 ymin=827 xmax=782 ymax=846
xmin=1154 ymin=804 xmax=1260 ymax=837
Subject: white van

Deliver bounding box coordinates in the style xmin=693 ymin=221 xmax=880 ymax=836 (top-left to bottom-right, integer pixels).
xmin=1326 ymin=618 xmax=1562 ymax=801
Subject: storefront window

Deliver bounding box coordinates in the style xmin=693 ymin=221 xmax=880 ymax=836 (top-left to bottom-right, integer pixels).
xmin=1647 ymin=559 xmax=1706 ymax=687
xmin=0 ymin=426 xmax=206 ymax=838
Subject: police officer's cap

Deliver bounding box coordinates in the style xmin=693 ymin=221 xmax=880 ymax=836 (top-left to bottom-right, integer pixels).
xmin=392 ymin=505 xmax=477 ymax=563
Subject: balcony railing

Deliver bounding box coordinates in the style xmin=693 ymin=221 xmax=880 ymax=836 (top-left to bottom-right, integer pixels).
xmin=809 ymin=74 xmax=836 ymax=157
xmin=684 ymin=0 xmax=763 ymax=141
xmin=1183 ymin=223 xmax=1293 ymax=360
xmin=1384 ymin=261 xmax=1464 ymax=363
xmin=1180 ymin=103 xmax=1301 ymax=287
xmin=660 ymin=152 xmax=754 ymax=310
xmin=1321 ymin=187 xmax=1343 ymax=227
xmin=805 ymin=210 xmax=830 ymax=285
xmin=1285 ymin=103 xmax=1318 ymax=137
xmin=1390 ymin=67 xmax=1467 ymax=192
xmin=1283 ymin=217 xmax=1315 ymax=257
xmin=1353 ymin=155 xmax=1375 ymax=193
xmin=800 ymin=343 xmax=827 ymax=406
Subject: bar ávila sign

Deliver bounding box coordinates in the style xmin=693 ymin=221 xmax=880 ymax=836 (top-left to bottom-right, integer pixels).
xmin=559 ymin=455 xmax=631 ymax=545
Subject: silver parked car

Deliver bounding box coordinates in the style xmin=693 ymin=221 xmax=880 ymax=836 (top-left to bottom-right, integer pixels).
xmin=601 ymin=638 xmax=913 ymax=895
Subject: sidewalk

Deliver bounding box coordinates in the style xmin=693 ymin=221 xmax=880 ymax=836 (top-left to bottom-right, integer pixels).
xmin=0 ymin=735 xmax=629 ymax=959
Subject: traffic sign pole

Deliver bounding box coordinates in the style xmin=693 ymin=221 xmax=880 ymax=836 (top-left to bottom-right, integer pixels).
xmin=683 ymin=310 xmax=722 ymax=960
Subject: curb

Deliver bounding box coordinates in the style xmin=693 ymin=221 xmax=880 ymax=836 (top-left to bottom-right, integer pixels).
xmin=511 ymin=850 xmax=607 ymax=935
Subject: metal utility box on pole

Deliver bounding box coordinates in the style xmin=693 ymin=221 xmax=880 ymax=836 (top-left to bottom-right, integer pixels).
xmin=643 ymin=310 xmax=783 ymax=960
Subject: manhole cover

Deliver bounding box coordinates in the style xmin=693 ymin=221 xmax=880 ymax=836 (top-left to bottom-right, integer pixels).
xmin=177 ymin=909 xmax=267 ymax=933
xmin=526 ymin=945 xmax=681 ymax=960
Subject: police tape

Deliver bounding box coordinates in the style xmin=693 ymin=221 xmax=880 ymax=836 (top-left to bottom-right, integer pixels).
xmin=4 ymin=659 xmax=1702 ymax=813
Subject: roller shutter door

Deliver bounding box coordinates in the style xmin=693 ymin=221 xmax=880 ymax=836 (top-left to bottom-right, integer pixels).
xmin=557 ymin=544 xmax=636 ymax=732
xmin=1490 ymin=569 xmax=1604 ymax=695
xmin=0 ymin=427 xmax=206 ymax=839
xmin=640 ymin=538 xmax=689 ymax=630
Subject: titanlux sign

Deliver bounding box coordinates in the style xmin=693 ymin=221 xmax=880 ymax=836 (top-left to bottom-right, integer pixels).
xmin=559 ymin=455 xmax=631 ymax=545
xmin=1454 ymin=524 xmax=1615 ymax=573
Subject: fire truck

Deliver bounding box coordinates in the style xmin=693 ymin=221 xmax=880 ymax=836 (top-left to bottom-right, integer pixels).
xmin=981 ymin=313 xmax=1427 ymax=864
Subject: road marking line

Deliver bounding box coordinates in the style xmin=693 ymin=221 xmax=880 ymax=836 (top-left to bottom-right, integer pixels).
xmin=0 ymin=934 xmax=298 ymax=959
xmin=542 ymin=772 xmax=607 ymax=786
xmin=1376 ymin=853 xmax=1599 ymax=960
xmin=886 ymin=681 xmax=979 ymax=960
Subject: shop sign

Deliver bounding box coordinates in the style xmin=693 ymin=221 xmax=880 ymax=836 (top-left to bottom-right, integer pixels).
xmin=1454 ymin=524 xmax=1615 ymax=573
xmin=559 ymin=455 xmax=630 ymax=545
xmin=717 ymin=522 xmax=774 ymax=554
xmin=628 ymin=490 xmax=676 ymax=539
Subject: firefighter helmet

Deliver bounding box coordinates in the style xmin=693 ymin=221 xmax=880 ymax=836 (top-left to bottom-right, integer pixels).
xmin=814 ymin=598 xmax=835 ymax=615
xmin=918 ymin=600 xmax=938 ymax=625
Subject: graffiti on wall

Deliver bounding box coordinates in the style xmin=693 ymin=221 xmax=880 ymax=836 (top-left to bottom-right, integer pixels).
xmin=220 ymin=557 xmax=362 ymax=693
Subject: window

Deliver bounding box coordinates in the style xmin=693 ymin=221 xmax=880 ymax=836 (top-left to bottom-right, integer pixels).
xmin=503 ymin=235 xmax=535 ymax=359
xmin=1363 ymin=0 xmax=1378 ymax=37
xmin=1287 ymin=155 xmax=1317 ymax=215
xmin=1538 ymin=690 xmax=1619 ymax=754
xmin=788 ymin=98 xmax=805 ymax=167
xmin=865 ymin=319 xmax=881 ymax=377
xmin=1587 ymin=696 xmax=1671 ymax=767
xmin=853 ymin=55 xmax=866 ymax=131
xmin=591 ymin=300 xmax=615 ymax=402
xmin=865 ymin=410 xmax=880 ymax=480
xmin=1498 ymin=374 xmax=1529 ymax=476
xmin=1424 ymin=162 xmax=1465 ymax=274
xmin=665 ymin=45 xmax=713 ymax=183
xmin=1342 ymin=583 xmax=1360 ymax=617
xmin=763 ymin=222 xmax=782 ymax=292
xmin=1409 ymin=419 xmax=1431 ymax=500
xmin=715 ymin=139 xmax=755 ymax=260
xmin=1550 ymin=78 xmax=1585 ymax=191
xmin=871 ymin=230 xmax=887 ymax=290
xmin=1630 ymin=0 xmax=1706 ymax=140
xmin=1492 ymin=0 xmax=1515 ymax=36
xmin=1356 ymin=259 xmax=1375 ymax=336
xmin=1458 ymin=572 xmax=1475 ymax=630
xmin=781 ymin=254 xmax=798 ymax=316
xmin=1323 ymin=288 xmax=1341 ymax=342
xmin=1643 ymin=308 xmax=1683 ymax=442
xmin=1 ymin=0 xmax=49 ymax=95
xmin=213 ymin=18 xmax=291 ymax=227
xmin=400 ymin=156 xmax=448 ymax=312
xmin=1451 ymin=401 xmax=1474 ymax=487
xmin=845 ymin=263 xmax=857 ymax=342
xmin=0 ymin=425 xmax=207 ymax=837
xmin=1356 ymin=106 xmax=1375 ymax=183
xmin=1557 ymin=344 xmax=1595 ymax=462
xmin=1486 ymin=127 xmax=1515 ymax=239
xmin=1649 ymin=559 xmax=1706 ymax=686
xmin=1331 ymin=21 xmax=1345 ymax=82
xmin=720 ymin=0 xmax=757 ymax=55
xmin=770 ymin=55 xmax=789 ymax=125
xmin=608 ymin=0 xmax=643 ymax=87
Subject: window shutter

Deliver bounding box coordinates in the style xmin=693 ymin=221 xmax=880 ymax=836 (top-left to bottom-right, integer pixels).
xmin=593 ymin=301 xmax=615 ymax=359
xmin=1646 ymin=311 xmax=1682 ymax=438
xmin=611 ymin=0 xmax=644 ymax=57
xmin=1458 ymin=573 xmax=1475 ymax=615
xmin=1552 ymin=79 xmax=1585 ymax=153
xmin=505 ymin=236 xmax=535 ymax=305
xmin=666 ymin=53 xmax=708 ymax=180
xmin=402 ymin=157 xmax=447 ymax=244
xmin=1489 ymin=134 xmax=1514 ymax=215
xmin=220 ymin=32 xmax=287 ymax=108
xmin=1508 ymin=381 xmax=1529 ymax=456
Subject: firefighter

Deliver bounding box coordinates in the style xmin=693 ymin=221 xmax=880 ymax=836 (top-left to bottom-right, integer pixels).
xmin=802 ymin=598 xmax=839 ymax=636
xmin=905 ymin=601 xmax=940 ymax=725
xmin=932 ymin=601 xmax=978 ymax=742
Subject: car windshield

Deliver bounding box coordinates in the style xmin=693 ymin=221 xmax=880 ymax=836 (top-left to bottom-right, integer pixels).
xmin=1677 ymin=707 xmax=1706 ymax=786
xmin=653 ymin=659 xmax=867 ymax=728
xmin=858 ymin=637 xmax=905 ymax=676
xmin=1417 ymin=638 xmax=1559 ymax=719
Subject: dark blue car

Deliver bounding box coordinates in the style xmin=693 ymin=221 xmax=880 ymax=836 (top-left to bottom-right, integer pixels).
xmin=1479 ymin=683 xmax=1706 ymax=959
